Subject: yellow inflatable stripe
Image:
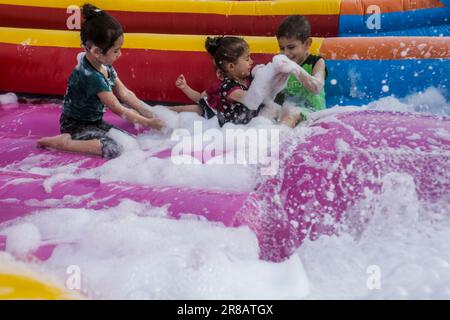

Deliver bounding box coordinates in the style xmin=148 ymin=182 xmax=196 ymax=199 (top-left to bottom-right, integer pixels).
xmin=0 ymin=27 xmax=323 ymax=54
xmin=0 ymin=273 xmax=69 ymax=300
xmin=0 ymin=0 xmax=341 ymax=15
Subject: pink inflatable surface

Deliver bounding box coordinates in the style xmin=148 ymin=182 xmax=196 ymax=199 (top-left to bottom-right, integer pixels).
xmin=1 ymin=103 xmax=449 ymax=261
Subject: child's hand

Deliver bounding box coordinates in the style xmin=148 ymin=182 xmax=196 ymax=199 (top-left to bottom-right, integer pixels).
xmin=273 ymin=73 xmax=290 ymax=86
xmin=139 ymin=107 xmax=154 ymax=119
xmin=147 ymin=118 xmax=165 ymax=131
xmin=269 ymin=73 xmax=290 ymax=98
xmin=251 ymin=64 xmax=265 ymax=77
xmin=175 ymin=74 xmax=188 ymax=90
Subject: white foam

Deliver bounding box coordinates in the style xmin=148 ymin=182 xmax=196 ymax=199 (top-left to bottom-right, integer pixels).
xmin=81 ymin=150 xmax=256 ymax=191
xmin=145 ymin=104 xmax=181 ymax=131
xmin=2 ymin=201 xmax=310 ymax=299
xmin=76 ymin=52 xmax=86 ymax=71
xmin=6 ymin=165 xmax=448 ymax=300
xmin=244 ymin=54 xmax=299 ymax=110
xmin=298 ymin=172 xmax=450 ymax=299
xmin=405 ymin=87 xmax=450 ymax=116
xmin=368 ymin=87 xmax=450 ymax=116
xmin=1 ymin=84 xmax=448 ymax=300
xmin=0 ymin=92 xmax=18 ymax=105
xmin=434 ymin=128 xmax=450 ymax=141
xmin=0 ymin=178 xmax=39 ymax=188
xmin=69 ymin=112 xmax=288 ymax=192
xmin=335 ymin=138 xmax=350 ymax=153
xmin=43 ymin=173 xmax=77 ymax=193
xmin=3 ymin=223 xmax=41 ymax=257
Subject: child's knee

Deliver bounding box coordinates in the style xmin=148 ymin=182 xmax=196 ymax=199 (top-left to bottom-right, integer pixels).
xmin=260 ymin=101 xmax=282 ymax=121
xmin=282 ymin=104 xmax=301 ymax=118
xmin=280 ymin=105 xmax=302 ymax=127
xmin=100 ymin=137 xmax=122 ymax=159
xmin=284 ymin=114 xmax=301 ymax=127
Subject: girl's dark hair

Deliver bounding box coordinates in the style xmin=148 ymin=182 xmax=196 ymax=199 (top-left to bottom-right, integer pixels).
xmin=276 ymin=15 xmax=311 ymax=43
xmin=205 ymin=36 xmax=249 ymax=71
xmin=80 ymin=3 xmax=123 ymax=54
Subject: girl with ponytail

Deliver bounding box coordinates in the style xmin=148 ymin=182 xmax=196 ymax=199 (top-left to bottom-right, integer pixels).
xmin=171 ymin=36 xmax=259 ymax=126
xmin=38 ymin=4 xmax=163 ymax=159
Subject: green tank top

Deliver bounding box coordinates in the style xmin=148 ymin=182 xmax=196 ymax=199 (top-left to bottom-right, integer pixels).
xmin=275 ymin=54 xmax=327 ymax=117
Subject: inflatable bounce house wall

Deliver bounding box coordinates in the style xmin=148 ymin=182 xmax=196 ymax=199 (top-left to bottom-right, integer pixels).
xmin=0 ymin=0 xmax=449 ymax=273
xmin=0 ymin=0 xmax=449 ymax=105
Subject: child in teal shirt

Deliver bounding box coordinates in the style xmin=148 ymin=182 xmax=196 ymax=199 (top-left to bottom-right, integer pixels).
xmin=38 ymin=4 xmax=163 ymax=158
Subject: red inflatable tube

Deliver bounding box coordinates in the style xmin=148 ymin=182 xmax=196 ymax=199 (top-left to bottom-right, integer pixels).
xmin=0 ymin=4 xmax=339 ymax=37
xmin=0 ymin=43 xmax=273 ymax=104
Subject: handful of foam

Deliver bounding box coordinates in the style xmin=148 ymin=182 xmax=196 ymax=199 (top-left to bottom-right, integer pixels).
xmin=3 ymin=223 xmax=41 ymax=258
xmin=140 ymin=103 xmax=180 ymax=133
xmin=149 ymin=105 xmax=180 ymax=130
xmin=243 ymin=54 xmax=301 ymax=110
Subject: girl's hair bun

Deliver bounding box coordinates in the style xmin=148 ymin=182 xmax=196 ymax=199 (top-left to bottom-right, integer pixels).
xmin=81 ymin=3 xmax=105 ymax=21
xmin=205 ymin=36 xmax=224 ymax=56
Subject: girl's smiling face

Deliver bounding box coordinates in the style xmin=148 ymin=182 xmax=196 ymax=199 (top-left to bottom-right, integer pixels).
xmin=278 ymin=36 xmax=311 ymax=65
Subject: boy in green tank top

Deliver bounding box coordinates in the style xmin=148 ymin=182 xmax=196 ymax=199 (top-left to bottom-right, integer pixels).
xmin=275 ymin=15 xmax=328 ymax=127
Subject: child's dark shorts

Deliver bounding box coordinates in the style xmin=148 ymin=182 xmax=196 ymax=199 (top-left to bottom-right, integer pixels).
xmin=198 ymin=97 xmax=217 ymax=120
xmin=60 ymin=114 xmax=124 ymax=159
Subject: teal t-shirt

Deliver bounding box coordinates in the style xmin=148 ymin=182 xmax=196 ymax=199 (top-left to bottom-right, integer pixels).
xmin=62 ymin=53 xmax=117 ymax=122
xmin=275 ymin=54 xmax=327 ymax=119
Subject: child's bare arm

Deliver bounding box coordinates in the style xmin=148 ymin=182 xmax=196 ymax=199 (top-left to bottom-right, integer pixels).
xmin=176 ymin=74 xmax=204 ymax=103
xmin=112 ymin=77 xmax=155 ymax=118
xmin=98 ymin=91 xmax=164 ymax=130
xmin=293 ymin=59 xmax=326 ymax=95
xmin=227 ymin=88 xmax=247 ymax=105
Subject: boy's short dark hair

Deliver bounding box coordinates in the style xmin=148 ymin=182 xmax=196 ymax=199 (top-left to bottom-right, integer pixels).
xmin=276 ymin=15 xmax=311 ymax=42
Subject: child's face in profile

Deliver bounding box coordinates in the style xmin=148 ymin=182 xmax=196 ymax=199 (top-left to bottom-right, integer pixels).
xmin=278 ymin=36 xmax=311 ymax=65
xmin=227 ymin=48 xmax=253 ymax=80
xmin=100 ymin=35 xmax=124 ymax=66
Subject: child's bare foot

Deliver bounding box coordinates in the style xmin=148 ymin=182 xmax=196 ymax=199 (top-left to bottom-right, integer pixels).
xmin=169 ymin=105 xmax=184 ymax=113
xmin=37 ymin=134 xmax=72 ymax=150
